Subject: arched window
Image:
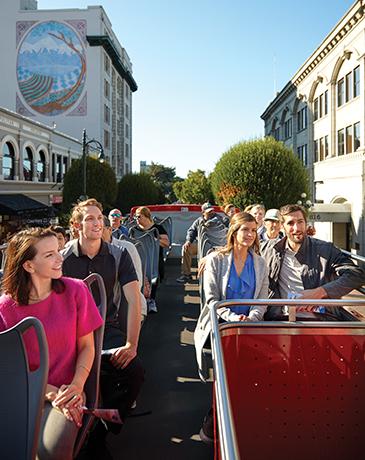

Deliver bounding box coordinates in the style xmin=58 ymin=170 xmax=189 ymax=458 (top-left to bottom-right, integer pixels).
xmin=23 ymin=147 xmax=33 ymax=181
xmin=37 ymin=150 xmax=46 ymax=182
xmin=3 ymin=142 xmax=15 ymax=180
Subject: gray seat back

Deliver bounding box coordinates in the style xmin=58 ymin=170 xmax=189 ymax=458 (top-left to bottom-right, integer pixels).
xmin=129 ymin=227 xmax=160 ymax=285
xmin=0 ymin=316 xmax=49 ymax=460
xmin=73 ymin=273 xmax=107 ymax=457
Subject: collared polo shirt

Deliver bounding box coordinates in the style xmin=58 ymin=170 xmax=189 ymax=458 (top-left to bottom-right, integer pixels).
xmin=62 ymin=240 xmax=137 ymax=324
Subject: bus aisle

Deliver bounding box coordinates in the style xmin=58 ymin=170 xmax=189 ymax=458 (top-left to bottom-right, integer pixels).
xmin=108 ymin=258 xmax=214 ymax=459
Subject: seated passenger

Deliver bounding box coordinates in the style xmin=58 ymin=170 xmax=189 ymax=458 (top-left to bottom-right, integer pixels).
xmin=259 ymin=208 xmax=283 ymax=256
xmin=222 ymin=203 xmax=236 ymax=227
xmin=130 ymin=206 xmax=169 ymax=313
xmin=245 ymin=203 xmax=266 ymax=240
xmin=195 ymin=211 xmax=268 ymax=378
xmin=49 ymin=225 xmax=67 ymax=250
xmin=194 ymin=212 xmax=268 ymax=444
xmin=263 ymin=204 xmax=365 ymax=320
xmin=176 ymin=202 xmax=223 ymax=284
xmin=102 ymin=215 xmax=147 ymax=319
xmin=0 ymin=228 xmax=103 ymax=460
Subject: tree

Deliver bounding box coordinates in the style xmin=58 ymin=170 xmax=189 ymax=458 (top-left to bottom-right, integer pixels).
xmin=210 ymin=137 xmax=309 ymax=209
xmin=116 ymin=173 xmax=163 ymax=214
xmin=146 ymin=162 xmax=180 ymax=203
xmin=62 ymin=157 xmax=117 ymax=211
xmin=173 ymin=169 xmax=214 ymax=204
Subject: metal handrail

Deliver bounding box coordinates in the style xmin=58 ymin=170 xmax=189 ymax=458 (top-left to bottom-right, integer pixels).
xmin=210 ymin=297 xmax=365 ymax=460
xmin=210 ymin=305 xmax=240 ymax=460
xmin=341 ymin=249 xmax=365 ymax=264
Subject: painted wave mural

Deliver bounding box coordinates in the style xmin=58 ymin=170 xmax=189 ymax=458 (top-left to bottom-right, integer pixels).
xmin=17 ymin=21 xmax=86 ymax=116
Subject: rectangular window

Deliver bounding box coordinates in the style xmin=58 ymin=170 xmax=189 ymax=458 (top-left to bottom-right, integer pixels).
xmin=125 ymin=84 xmax=129 ymax=99
xmin=104 ymin=104 xmax=110 ymax=124
xmin=302 ymin=144 xmax=308 ymax=166
xmin=104 ymin=80 xmax=110 ymax=100
xmin=104 ymin=53 xmax=110 ymax=74
xmin=125 ymin=123 xmax=129 ymax=139
xmin=345 ymin=72 xmax=352 ymax=102
xmin=346 ymin=125 xmax=353 ymax=154
xmin=274 ymin=126 xmax=280 ymax=141
xmin=104 ymin=130 xmax=110 ymax=149
xmin=337 ymin=129 xmax=344 ymax=156
xmin=337 ymin=78 xmax=344 ymax=107
xmin=314 ymin=139 xmax=319 ymax=162
xmin=325 ymin=135 xmax=329 ymax=158
xmin=297 ymin=107 xmax=307 ymax=131
xmin=125 ymin=143 xmax=129 ymax=158
xmin=297 ymin=144 xmax=308 ymax=166
xmin=324 ymin=90 xmax=328 ymax=115
xmin=319 ymin=94 xmax=323 ymax=118
xmin=313 ymin=98 xmax=319 ymax=121
xmin=320 ymin=137 xmax=325 ymax=161
xmin=353 ymin=66 xmax=360 ymax=98
xmin=354 ymin=122 xmax=360 ymax=151
xmin=284 ymin=118 xmax=292 ymax=139
xmin=125 ymin=103 xmax=129 ymax=119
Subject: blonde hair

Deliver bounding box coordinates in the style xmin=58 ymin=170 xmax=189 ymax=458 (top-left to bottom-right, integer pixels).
xmin=223 ymin=204 xmax=235 ymax=214
xmin=135 ymin=206 xmax=153 ymax=223
xmin=218 ymin=212 xmax=260 ymax=255
xmin=70 ymin=198 xmax=103 ymax=225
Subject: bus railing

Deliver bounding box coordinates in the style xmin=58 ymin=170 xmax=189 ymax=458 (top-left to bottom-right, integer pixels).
xmin=210 ymin=298 xmax=365 ymax=460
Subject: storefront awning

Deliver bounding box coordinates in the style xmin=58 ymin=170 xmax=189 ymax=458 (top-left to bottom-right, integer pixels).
xmin=308 ymin=203 xmax=351 ymax=223
xmin=0 ymin=194 xmax=54 ymax=217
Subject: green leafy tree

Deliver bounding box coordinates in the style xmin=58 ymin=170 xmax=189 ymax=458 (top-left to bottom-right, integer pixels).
xmin=62 ymin=157 xmax=117 ymax=211
xmin=210 ymin=137 xmax=309 ymax=209
xmin=147 ymin=162 xmax=181 ymax=202
xmin=116 ymin=173 xmax=163 ymax=214
xmin=173 ymin=169 xmax=214 ymax=204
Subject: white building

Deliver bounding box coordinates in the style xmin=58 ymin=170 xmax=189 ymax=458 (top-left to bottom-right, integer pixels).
xmin=0 ymin=0 xmax=136 ymax=179
xmin=261 ymin=0 xmax=365 ymax=255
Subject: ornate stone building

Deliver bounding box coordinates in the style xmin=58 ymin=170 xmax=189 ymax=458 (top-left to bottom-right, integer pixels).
xmin=261 ymin=0 xmax=365 ymax=254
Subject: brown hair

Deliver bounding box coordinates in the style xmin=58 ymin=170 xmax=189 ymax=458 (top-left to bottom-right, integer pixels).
xmin=135 ymin=206 xmax=153 ymax=223
xmin=219 ymin=212 xmax=260 ymax=255
xmin=70 ymin=198 xmax=103 ymax=225
xmin=280 ymin=204 xmax=307 ymax=222
xmin=2 ymin=228 xmax=65 ymax=305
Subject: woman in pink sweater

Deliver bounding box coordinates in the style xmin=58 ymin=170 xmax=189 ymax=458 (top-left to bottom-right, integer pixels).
xmin=0 ymin=228 xmax=103 ymax=460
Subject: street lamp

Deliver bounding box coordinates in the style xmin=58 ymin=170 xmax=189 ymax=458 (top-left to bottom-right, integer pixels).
xmin=297 ymin=192 xmax=312 ymax=210
xmin=80 ymin=129 xmax=105 ymax=200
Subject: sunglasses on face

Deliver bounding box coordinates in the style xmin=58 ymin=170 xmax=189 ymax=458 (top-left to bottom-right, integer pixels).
xmin=135 ymin=215 xmax=141 ymax=219
xmin=110 ymin=213 xmax=122 ymax=218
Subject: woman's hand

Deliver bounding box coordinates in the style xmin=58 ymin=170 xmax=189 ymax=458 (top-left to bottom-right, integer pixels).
xmin=239 ymin=315 xmax=251 ymax=321
xmin=52 ymin=383 xmax=85 ymax=427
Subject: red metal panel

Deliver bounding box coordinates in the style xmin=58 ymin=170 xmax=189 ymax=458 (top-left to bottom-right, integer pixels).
xmin=221 ymin=325 xmax=365 ymax=460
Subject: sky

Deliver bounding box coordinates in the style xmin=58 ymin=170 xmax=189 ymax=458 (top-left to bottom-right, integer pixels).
xmin=39 ymin=0 xmax=355 ymax=178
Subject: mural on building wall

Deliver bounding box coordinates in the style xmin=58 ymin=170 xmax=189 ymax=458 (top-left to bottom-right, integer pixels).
xmin=16 ymin=21 xmax=86 ymax=116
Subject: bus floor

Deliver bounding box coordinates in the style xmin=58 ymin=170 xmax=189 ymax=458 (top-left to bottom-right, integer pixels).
xmin=107 ymin=258 xmax=214 ymax=460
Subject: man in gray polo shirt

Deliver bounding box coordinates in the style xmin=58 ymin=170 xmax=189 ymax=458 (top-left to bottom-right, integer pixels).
xmin=263 ymin=204 xmax=365 ymax=320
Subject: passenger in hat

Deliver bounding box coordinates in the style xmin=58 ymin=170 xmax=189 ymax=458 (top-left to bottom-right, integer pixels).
xmin=176 ymin=202 xmax=223 ymax=284
xmin=108 ymin=208 xmax=128 ymax=239
xmin=260 ymin=208 xmax=284 ymax=256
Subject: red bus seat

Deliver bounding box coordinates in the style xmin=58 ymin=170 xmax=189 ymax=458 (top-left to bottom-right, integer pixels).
xmin=218 ymin=322 xmax=365 ymax=460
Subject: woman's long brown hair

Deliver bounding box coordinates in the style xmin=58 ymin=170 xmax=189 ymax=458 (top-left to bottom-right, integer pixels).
xmin=1 ymin=227 xmax=64 ymax=305
xmin=218 ymin=212 xmax=260 ymax=256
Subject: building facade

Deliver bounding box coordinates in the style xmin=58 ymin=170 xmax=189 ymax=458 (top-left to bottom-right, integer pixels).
xmin=261 ymin=0 xmax=365 ymax=255
xmin=0 ymin=106 xmax=81 ymax=239
xmin=1 ymin=0 xmax=136 ymax=180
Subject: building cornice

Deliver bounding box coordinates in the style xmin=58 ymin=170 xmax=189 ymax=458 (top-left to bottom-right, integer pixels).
xmin=261 ymin=1 xmax=365 ymax=120
xmin=87 ymin=35 xmax=138 ymax=92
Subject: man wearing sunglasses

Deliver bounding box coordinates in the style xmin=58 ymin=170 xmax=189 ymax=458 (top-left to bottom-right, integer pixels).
xmin=109 ymin=208 xmax=128 ymax=239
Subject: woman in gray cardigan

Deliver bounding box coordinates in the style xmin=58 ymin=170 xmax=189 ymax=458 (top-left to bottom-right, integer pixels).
xmin=194 ymin=212 xmax=268 ymax=382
